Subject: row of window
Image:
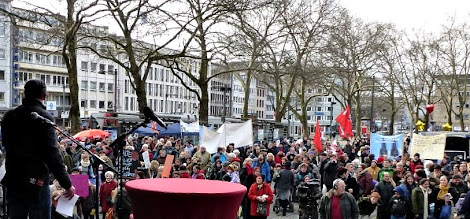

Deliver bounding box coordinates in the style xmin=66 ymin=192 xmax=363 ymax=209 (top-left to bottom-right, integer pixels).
xmin=80 ymin=80 xmax=114 ymax=92
xmin=124 ymin=80 xmax=197 ymax=99
xmin=81 ymin=61 xmax=114 ymax=74
xmin=81 ymin=100 xmax=113 ymax=109
xmin=145 ymin=67 xmax=196 ymax=86
xmin=17 ymin=28 xmax=63 ymax=47
xmin=17 ymin=71 xmax=68 ymax=87
xmin=18 ymin=50 xmax=66 ymax=67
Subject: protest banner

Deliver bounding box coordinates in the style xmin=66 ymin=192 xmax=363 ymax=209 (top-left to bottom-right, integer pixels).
xmin=201 ymin=120 xmax=253 ymax=153
xmin=162 ymin=155 xmax=174 ymax=178
xmin=122 ymin=149 xmax=136 ymax=178
xmin=410 ymin=133 xmax=446 ymax=160
xmin=70 ymin=174 xmax=89 ymax=197
xmin=142 ymin=151 xmax=150 ymax=168
xmin=370 ymin=133 xmax=403 ymax=157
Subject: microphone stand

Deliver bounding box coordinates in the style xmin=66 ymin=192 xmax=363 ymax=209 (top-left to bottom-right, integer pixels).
xmin=44 ymin=122 xmax=117 ymax=219
xmin=109 ymin=119 xmax=150 ymax=219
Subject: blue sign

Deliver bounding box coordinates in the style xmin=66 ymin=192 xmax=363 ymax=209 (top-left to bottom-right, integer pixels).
xmin=314 ymin=112 xmax=324 ymax=116
xmin=370 ymin=133 xmax=403 ymax=158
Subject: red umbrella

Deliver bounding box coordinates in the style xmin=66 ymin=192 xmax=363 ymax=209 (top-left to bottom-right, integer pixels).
xmin=73 ymin=129 xmax=110 ymax=141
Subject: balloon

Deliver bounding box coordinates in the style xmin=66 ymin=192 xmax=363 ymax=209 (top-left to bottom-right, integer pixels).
xmin=416 ymin=120 xmax=425 ymax=131
xmin=443 ymin=123 xmax=452 ymax=131
xmin=425 ymin=104 xmax=434 ymax=114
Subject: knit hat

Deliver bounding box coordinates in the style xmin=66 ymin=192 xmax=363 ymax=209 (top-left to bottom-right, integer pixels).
xmin=370 ymin=192 xmax=381 ymax=200
xmin=377 ymin=157 xmax=384 ymax=164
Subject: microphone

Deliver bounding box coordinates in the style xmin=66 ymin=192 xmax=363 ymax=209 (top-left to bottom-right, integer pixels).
xmin=31 ymin=112 xmax=56 ymax=126
xmin=143 ymin=106 xmax=167 ymax=129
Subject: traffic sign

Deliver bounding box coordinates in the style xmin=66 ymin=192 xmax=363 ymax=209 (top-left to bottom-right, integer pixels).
xmin=61 ymin=111 xmax=69 ymax=119
xmin=46 ymin=101 xmax=57 ymax=110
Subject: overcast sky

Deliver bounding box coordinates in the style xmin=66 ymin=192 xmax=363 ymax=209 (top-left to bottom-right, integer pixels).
xmin=339 ymin=0 xmax=470 ymax=33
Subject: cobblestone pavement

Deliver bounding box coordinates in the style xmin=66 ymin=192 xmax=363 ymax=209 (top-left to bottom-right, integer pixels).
xmin=267 ymin=203 xmax=300 ymax=219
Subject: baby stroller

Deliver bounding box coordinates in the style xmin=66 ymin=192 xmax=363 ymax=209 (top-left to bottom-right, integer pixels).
xmin=272 ymin=188 xmax=294 ymax=214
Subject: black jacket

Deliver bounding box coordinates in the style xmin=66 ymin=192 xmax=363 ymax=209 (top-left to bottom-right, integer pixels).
xmin=1 ymin=98 xmax=71 ymax=196
xmin=374 ymin=181 xmax=394 ymax=211
xmin=273 ymin=168 xmax=295 ymax=190
xmin=323 ymin=161 xmax=338 ymax=189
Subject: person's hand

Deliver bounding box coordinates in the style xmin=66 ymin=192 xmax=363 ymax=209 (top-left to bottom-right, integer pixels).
xmin=63 ymin=186 xmax=75 ymax=200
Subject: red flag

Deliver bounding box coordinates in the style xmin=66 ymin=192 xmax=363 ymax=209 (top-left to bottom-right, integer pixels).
xmin=335 ymin=106 xmax=354 ymax=138
xmin=313 ymin=120 xmax=322 ymax=152
xmin=151 ymin=121 xmax=159 ymax=134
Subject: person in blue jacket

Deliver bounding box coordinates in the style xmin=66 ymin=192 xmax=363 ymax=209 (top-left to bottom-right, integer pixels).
xmin=252 ymin=155 xmax=271 ymax=182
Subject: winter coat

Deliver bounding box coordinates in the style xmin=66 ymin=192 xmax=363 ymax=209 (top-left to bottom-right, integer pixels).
xmin=411 ymin=186 xmax=429 ymax=215
xmin=358 ymin=169 xmax=374 ymax=197
xmin=452 ymin=182 xmax=468 ymax=203
xmin=374 ymin=180 xmax=394 ymax=211
xmin=248 ymin=182 xmax=274 ymax=217
xmin=192 ymin=151 xmax=211 ymax=171
xmin=100 ymin=180 xmax=117 ymax=213
xmin=357 ymin=196 xmax=378 ymax=216
xmin=366 ymin=166 xmax=381 ymax=181
xmin=432 ymin=185 xmax=457 ymax=218
xmin=252 ymin=160 xmax=271 ymax=182
xmin=273 ymin=169 xmax=294 ymax=190
xmin=458 ymin=190 xmax=470 ymax=218
xmin=1 ymin=98 xmax=72 ymax=198
xmin=390 ymin=186 xmax=410 ymax=216
xmin=319 ymin=189 xmax=360 ymax=219
xmin=398 ymin=182 xmax=416 ymax=199
xmin=323 ymin=161 xmax=339 ymax=189
xmin=344 ymin=174 xmax=360 ymax=198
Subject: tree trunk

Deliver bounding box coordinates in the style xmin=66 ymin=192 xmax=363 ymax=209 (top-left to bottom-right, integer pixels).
xmin=133 ymin=75 xmax=147 ymax=113
xmin=67 ymin=43 xmax=80 ymax=134
xmin=65 ymin=0 xmax=80 ymax=134
xmin=242 ymin=69 xmax=252 ymax=120
xmin=460 ymin=113 xmax=465 ymax=131
xmin=301 ymin=109 xmax=309 ymax=138
xmin=198 ymin=52 xmax=209 ymax=126
xmin=354 ymin=94 xmax=361 ymax=138
xmin=199 ymin=82 xmax=209 ymax=126
xmin=389 ymin=111 xmax=395 ymax=135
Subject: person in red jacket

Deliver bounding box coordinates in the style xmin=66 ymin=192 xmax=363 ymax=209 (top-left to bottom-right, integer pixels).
xmin=100 ymin=171 xmax=117 ymax=219
xmin=248 ymin=175 xmax=274 ymax=219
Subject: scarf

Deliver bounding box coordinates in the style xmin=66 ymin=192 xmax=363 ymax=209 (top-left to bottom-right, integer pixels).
xmin=81 ymin=159 xmax=90 ymax=168
xmin=420 ymin=185 xmax=429 ymax=219
xmin=437 ymin=184 xmax=450 ymax=200
xmin=257 ymin=183 xmax=263 ymax=190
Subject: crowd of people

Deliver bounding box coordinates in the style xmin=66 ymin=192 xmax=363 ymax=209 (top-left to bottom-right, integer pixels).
xmin=42 ymin=130 xmax=470 ymax=219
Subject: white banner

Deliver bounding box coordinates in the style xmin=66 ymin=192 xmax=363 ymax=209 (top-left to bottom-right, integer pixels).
xmin=180 ymin=119 xmax=200 ymax=133
xmin=410 ymin=133 xmax=447 ymax=160
xmin=201 ymin=120 xmax=254 ymax=154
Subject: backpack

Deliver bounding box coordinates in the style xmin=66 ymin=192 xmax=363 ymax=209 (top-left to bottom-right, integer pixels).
xmin=390 ymin=198 xmax=407 ymax=216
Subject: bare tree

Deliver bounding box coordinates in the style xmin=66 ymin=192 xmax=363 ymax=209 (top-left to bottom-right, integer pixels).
xmin=2 ymin=0 xmax=104 ymax=133
xmin=81 ymin=0 xmax=190 ymax=113
xmin=377 ymin=30 xmax=406 ymax=135
xmin=392 ymin=32 xmax=441 ymax=132
xmin=222 ymin=0 xmax=282 ymax=120
xmin=322 ymin=9 xmax=391 ymax=137
xmin=164 ymin=0 xmax=255 ymax=125
xmin=437 ymin=19 xmax=470 ymax=131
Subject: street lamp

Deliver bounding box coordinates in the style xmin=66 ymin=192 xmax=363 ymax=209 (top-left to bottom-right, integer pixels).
xmin=220 ymin=85 xmax=232 ymax=123
xmin=330 ymin=101 xmax=336 ymax=138
xmin=62 ymin=85 xmax=66 ymax=128
xmin=381 ymin=109 xmax=386 ymax=132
